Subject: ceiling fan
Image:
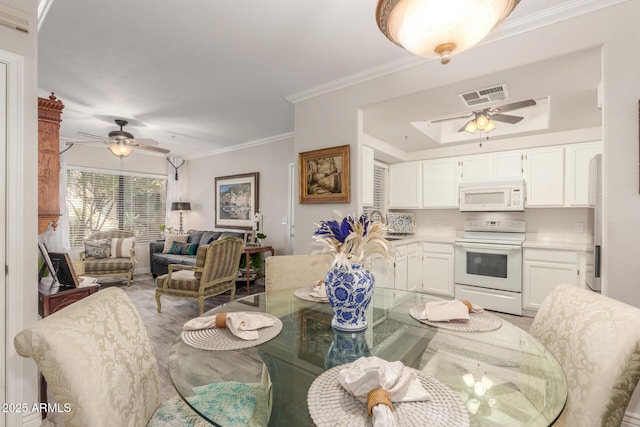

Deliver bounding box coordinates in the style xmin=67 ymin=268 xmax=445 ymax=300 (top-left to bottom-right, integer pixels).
xmin=431 ymin=99 xmax=537 ymax=134
xmin=63 ymin=119 xmax=170 ymax=157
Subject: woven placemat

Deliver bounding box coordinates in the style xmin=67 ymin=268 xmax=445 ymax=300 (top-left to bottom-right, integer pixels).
xmin=409 ymin=304 xmax=503 ymax=332
xmin=181 ymin=312 xmax=283 ymax=351
xmin=307 ymin=364 xmax=469 ymax=427
xmin=294 ymin=286 xmax=329 ymax=303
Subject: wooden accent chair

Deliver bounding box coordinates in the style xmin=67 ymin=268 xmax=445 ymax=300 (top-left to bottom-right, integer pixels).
xmin=155 ymin=237 xmax=244 ymax=315
xmin=530 ymin=284 xmax=640 ymax=426
xmin=264 ymin=254 xmax=333 ymax=291
xmin=14 ymin=287 xmax=209 ymax=426
xmin=81 ymin=229 xmax=136 ymax=286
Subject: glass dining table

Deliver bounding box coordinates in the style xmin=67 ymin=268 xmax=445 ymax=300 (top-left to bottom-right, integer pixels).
xmin=169 ymin=287 xmax=567 ymax=426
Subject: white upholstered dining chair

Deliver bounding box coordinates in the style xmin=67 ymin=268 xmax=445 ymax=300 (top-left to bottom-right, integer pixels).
xmin=264 ymin=254 xmax=333 ymax=291
xmin=14 ymin=287 xmax=234 ymax=426
xmin=530 ymin=284 xmax=640 ymax=427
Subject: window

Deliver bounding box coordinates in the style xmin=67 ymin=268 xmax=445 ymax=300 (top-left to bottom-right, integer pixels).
xmin=363 ymin=162 xmax=388 ymax=217
xmin=66 ymin=167 xmax=167 ymax=246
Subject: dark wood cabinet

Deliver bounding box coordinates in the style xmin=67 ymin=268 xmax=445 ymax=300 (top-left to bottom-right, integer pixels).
xmin=38 ymin=93 xmax=64 ymax=234
xmin=38 ymin=279 xmax=100 ymax=317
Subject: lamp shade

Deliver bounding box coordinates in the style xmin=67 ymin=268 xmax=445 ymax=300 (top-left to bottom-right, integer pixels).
xmin=171 ymin=202 xmax=191 ymax=211
xmin=108 ymin=142 xmax=134 ymax=158
xmin=376 ymin=0 xmax=519 ymax=64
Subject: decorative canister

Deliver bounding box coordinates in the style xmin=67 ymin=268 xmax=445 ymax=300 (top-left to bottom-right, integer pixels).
xmin=325 ymin=263 xmax=374 ymax=331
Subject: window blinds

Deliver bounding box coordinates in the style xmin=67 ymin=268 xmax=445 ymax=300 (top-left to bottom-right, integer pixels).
xmin=66 ymin=168 xmax=167 ymax=246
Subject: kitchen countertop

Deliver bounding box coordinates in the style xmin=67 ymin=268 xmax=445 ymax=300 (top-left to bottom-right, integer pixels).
xmin=385 ymin=234 xmax=456 ymax=245
xmin=523 ymin=239 xmax=591 ymax=251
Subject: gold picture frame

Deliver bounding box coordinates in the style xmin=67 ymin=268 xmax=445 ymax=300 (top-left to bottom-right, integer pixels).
xmin=298 ymin=144 xmax=350 ymax=204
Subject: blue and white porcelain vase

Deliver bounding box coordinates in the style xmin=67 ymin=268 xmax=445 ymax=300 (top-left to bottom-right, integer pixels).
xmin=324 ymin=329 xmax=371 ymax=369
xmin=325 ymin=263 xmax=374 ymax=331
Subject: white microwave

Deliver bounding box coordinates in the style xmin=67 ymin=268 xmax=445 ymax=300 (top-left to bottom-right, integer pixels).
xmin=459 ymin=179 xmax=525 ymax=212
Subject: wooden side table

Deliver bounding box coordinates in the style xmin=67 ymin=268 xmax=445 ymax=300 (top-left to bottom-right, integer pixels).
xmin=241 ymin=246 xmax=274 ymax=294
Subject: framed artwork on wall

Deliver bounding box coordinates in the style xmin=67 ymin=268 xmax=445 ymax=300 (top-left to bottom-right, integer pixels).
xmin=299 ymin=144 xmax=350 ymax=204
xmin=214 ymin=172 xmax=259 ymax=229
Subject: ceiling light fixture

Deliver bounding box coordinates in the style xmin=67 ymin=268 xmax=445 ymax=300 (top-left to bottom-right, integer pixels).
xmin=376 ymin=0 xmax=520 ymax=64
xmin=464 ymin=113 xmax=496 ymax=134
xmin=108 ymin=141 xmax=134 ymax=158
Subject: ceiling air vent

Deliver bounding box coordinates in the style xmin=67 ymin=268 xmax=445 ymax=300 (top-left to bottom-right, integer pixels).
xmin=458 ymin=84 xmax=509 ymax=108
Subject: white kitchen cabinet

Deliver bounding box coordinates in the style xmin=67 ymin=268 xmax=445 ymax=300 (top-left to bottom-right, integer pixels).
xmin=389 ymin=162 xmax=422 ymax=208
xmin=362 ymin=145 xmax=375 ymax=206
xmin=523 ymin=146 xmax=565 ymax=207
xmin=421 ymin=242 xmax=454 ymax=297
xmin=459 ymin=155 xmax=489 ymax=181
xmin=459 ymin=151 xmax=523 ymax=181
xmin=564 ymin=141 xmax=603 ymax=206
xmin=391 ymin=241 xmax=420 ymax=291
xmin=523 ymin=248 xmax=580 ymax=310
xmin=492 ymin=150 xmax=523 ymax=179
xmin=370 ymin=257 xmax=394 ymax=289
xmin=421 ymin=158 xmax=460 ymax=208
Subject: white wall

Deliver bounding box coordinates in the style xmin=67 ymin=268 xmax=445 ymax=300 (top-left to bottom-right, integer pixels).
xmin=186 ymin=138 xmax=294 ymax=255
xmin=0 ymin=1 xmax=40 ymax=426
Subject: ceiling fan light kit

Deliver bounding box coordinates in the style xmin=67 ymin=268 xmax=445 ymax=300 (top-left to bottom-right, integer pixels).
xmin=108 ymin=141 xmax=134 ymax=158
xmin=376 ymin=0 xmax=520 ymax=64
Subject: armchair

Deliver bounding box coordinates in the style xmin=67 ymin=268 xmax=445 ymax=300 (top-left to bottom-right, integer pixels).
xmin=81 ymin=230 xmax=136 ymax=286
xmin=155 ymin=237 xmax=244 ymax=315
xmin=14 ymin=287 xmax=211 ymax=426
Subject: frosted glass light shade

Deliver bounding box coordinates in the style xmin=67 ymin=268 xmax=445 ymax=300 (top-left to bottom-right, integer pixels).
xmin=377 ymin=0 xmax=519 ymax=64
xmin=108 ymin=142 xmax=134 ymax=158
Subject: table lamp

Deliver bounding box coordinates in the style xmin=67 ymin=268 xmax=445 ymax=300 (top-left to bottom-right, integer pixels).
xmin=171 ymin=202 xmax=191 ymax=233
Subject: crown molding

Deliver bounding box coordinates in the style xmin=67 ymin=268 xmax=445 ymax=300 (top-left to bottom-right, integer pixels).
xmin=185 ymin=131 xmax=295 ymax=160
xmin=286 ymin=0 xmax=629 ymax=104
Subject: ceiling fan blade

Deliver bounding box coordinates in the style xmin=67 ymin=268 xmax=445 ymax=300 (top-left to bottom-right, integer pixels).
xmin=133 ymin=138 xmax=160 ymax=146
xmin=490 ymin=113 xmax=524 ymax=124
xmin=135 ymin=143 xmax=170 ymax=154
xmin=78 ymin=131 xmax=108 ymax=140
xmin=458 ymin=119 xmax=475 ymax=132
xmin=431 ymin=112 xmax=474 ymax=123
xmin=492 ymin=99 xmax=536 ymax=113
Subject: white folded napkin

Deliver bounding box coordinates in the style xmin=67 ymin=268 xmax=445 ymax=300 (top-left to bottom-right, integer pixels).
xmin=309 ymin=280 xmax=328 ymax=301
xmin=338 ymin=356 xmax=431 ymax=427
xmin=419 ymin=300 xmax=470 ymax=322
xmin=183 ymin=312 xmax=276 ymax=340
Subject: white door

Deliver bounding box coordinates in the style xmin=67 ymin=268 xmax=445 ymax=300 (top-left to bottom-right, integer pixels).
xmin=459 ymin=155 xmax=490 ymax=181
xmin=492 ymin=151 xmax=523 ymax=179
xmin=388 ymin=162 xmax=422 ymax=208
xmin=0 ymin=61 xmax=6 ymax=419
xmin=523 ymin=146 xmax=565 ymax=206
xmin=422 ymin=158 xmax=460 ymax=208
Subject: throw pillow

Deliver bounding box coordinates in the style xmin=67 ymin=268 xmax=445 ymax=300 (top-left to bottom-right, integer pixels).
xmin=110 ymin=236 xmax=136 ymax=258
xmin=168 ymin=242 xmax=198 ymax=255
xmin=84 ymin=238 xmax=111 ymax=259
xmin=163 ymin=234 xmax=188 ymax=253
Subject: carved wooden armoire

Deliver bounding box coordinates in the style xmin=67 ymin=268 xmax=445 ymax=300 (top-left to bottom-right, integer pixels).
xmin=38 ymin=93 xmax=64 ymax=234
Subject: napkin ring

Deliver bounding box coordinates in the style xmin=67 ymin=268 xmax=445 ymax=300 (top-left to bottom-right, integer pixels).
xmin=215 ymin=313 xmax=227 ymax=328
xmin=367 ymin=388 xmax=392 ymax=416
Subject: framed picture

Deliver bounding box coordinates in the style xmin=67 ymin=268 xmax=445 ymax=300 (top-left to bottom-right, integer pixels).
xmin=299 ymin=144 xmax=350 ymax=204
xmin=49 ymin=252 xmax=80 ymax=288
xmin=215 ymin=172 xmax=259 ymax=229
xmin=38 ymin=242 xmax=57 ymax=282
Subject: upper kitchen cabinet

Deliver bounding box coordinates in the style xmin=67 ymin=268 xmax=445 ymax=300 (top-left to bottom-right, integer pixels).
xmin=422 ymin=158 xmax=460 ymax=208
xmin=389 ymin=161 xmax=422 ymax=208
xmin=459 ymin=151 xmax=523 ymax=181
xmin=564 ymin=141 xmax=603 ymax=206
xmin=362 ymin=145 xmax=375 ymax=206
xmin=523 ymin=146 xmax=565 ymax=207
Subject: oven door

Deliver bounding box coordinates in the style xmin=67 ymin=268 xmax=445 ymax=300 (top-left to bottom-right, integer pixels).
xmin=454 ymin=242 xmax=522 ymax=292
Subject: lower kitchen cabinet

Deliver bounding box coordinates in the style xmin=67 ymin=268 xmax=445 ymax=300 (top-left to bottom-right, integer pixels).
xmin=394 ymin=242 xmax=421 ymax=291
xmin=421 ymin=242 xmax=454 ymax=297
xmin=523 ymin=248 xmax=581 ymax=310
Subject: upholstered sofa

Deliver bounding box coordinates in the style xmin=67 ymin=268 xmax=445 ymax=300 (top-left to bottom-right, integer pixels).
xmin=149 ymin=229 xmax=245 ymax=277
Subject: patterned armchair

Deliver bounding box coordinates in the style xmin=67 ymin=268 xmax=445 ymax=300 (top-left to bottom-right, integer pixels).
xmin=530 ymin=284 xmax=640 ymax=426
xmin=80 ymin=230 xmax=136 ymax=286
xmin=155 ymin=237 xmax=244 ymax=315
xmin=13 ymin=287 xmax=212 ymax=426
